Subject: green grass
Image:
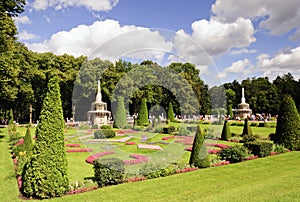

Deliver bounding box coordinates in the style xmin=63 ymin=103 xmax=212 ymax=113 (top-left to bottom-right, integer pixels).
xmin=46 ymin=151 xmax=300 ymax=202
xmin=0 ymin=128 xmax=21 ymax=202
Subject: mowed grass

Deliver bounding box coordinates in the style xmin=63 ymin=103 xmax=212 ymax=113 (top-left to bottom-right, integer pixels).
xmin=47 ymin=151 xmax=300 ymax=202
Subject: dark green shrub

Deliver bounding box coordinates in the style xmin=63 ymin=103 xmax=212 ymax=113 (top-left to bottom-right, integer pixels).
xmin=163 ymin=126 xmax=176 ymax=134
xmin=244 ymin=141 xmax=273 ymax=157
xmin=113 ymin=97 xmax=127 ymax=128
xmin=218 ymin=146 xmax=248 ymax=163
xmin=178 ymin=126 xmax=191 ymax=136
xmin=273 ymin=144 xmax=289 ymax=153
xmin=137 ymin=98 xmax=149 ymax=126
xmin=93 ymin=158 xmax=124 ymax=187
xmin=167 ymin=102 xmax=175 ymax=122
xmin=94 ymin=129 xmax=116 ymax=139
xmin=139 ymin=164 xmax=176 ymax=179
xmin=100 ymin=125 xmax=112 ymax=129
xmin=242 ymin=134 xmax=260 ymax=143
xmin=274 ymin=95 xmax=300 ymax=150
xmin=189 ymin=125 xmax=210 ymax=168
xmin=22 ymin=77 xmax=69 ymax=199
xmin=242 ymin=119 xmax=253 ymax=137
xmin=250 ymin=122 xmax=258 ymax=127
xmin=220 ymin=120 xmax=231 ymax=141
xmin=258 ymin=122 xmax=265 ymax=127
xmin=91 ymin=124 xmax=98 ymax=129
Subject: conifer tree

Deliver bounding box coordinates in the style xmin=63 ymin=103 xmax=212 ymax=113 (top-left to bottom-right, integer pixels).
xmin=274 ymin=95 xmax=300 ymax=150
xmin=23 ymin=125 xmax=33 ymax=154
xmin=113 ymin=97 xmax=127 ymax=128
xmin=221 ymin=120 xmax=231 ymax=141
xmin=167 ymin=102 xmax=175 ymax=122
xmin=22 ymin=77 xmax=69 ymax=199
xmin=189 ymin=125 xmax=210 ymax=168
xmin=137 ymin=98 xmax=148 ymax=126
xmin=242 ymin=118 xmax=252 ymax=137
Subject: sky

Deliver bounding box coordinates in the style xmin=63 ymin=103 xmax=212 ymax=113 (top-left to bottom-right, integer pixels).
xmin=14 ymin=0 xmax=300 ymax=86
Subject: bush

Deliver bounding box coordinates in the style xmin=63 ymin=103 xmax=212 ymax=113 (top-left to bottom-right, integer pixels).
xmin=244 ymin=141 xmax=273 ymax=157
xmin=91 ymin=124 xmax=98 ymax=129
xmin=100 ymin=125 xmax=112 ymax=129
xmin=113 ymin=97 xmax=127 ymax=128
xmin=93 ymin=158 xmax=124 ymax=187
xmin=137 ymin=98 xmax=149 ymax=126
xmin=178 ymin=126 xmax=191 ymax=136
xmin=273 ymin=144 xmax=289 ymax=153
xmin=167 ymin=102 xmax=175 ymax=122
xmin=163 ymin=126 xmax=176 ymax=134
xmin=139 ymin=163 xmax=176 ymax=179
xmin=242 ymin=119 xmax=253 ymax=137
xmin=241 ymin=134 xmax=260 ymax=143
xmin=218 ymin=146 xmax=248 ymax=163
xmin=94 ymin=129 xmax=116 ymax=139
xmin=220 ymin=120 xmax=231 ymax=141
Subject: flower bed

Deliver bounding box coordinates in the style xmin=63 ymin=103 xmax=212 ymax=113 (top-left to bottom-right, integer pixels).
xmin=123 ymin=154 xmax=149 ymax=165
xmin=127 ymin=177 xmax=146 ymax=183
xmin=85 ymin=151 xmax=115 ymax=164
xmin=208 ymin=149 xmax=220 ymax=154
xmin=245 ymin=155 xmax=259 ymax=160
xmin=66 ymin=186 xmax=98 ymax=195
xmin=213 ymin=161 xmax=230 ymax=167
xmin=66 ymin=143 xmax=81 ymax=147
xmin=175 ymin=167 xmax=199 ymax=173
xmin=125 ymin=142 xmax=136 ymax=145
xmin=162 ymin=136 xmax=175 ymax=140
xmin=66 ymin=148 xmax=93 ymax=153
xmin=206 ymin=143 xmax=231 ymax=149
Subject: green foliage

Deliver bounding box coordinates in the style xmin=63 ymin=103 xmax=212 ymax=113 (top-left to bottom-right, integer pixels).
xmin=189 ymin=125 xmax=210 ymax=168
xmin=242 ymin=134 xmax=260 ymax=143
xmin=113 ymin=97 xmax=127 ymax=128
xmin=242 ymin=119 xmax=253 ymax=137
xmin=218 ymin=145 xmax=248 ymax=163
xmin=8 ymin=109 xmax=14 ymax=125
xmin=94 ymin=129 xmax=116 ymax=139
xmin=139 ymin=163 xmax=176 ymax=179
xmin=137 ymin=98 xmax=148 ymax=126
xmin=274 ymin=95 xmax=300 ymax=150
xmin=167 ymin=102 xmax=175 ymax=122
xmin=0 ymin=0 xmax=26 ymax=17
xmin=93 ymin=158 xmax=124 ymax=187
xmin=23 ymin=126 xmax=33 ymax=153
xmin=163 ymin=126 xmax=176 ymax=134
xmin=100 ymin=125 xmax=112 ymax=129
xmin=273 ymin=144 xmax=289 ymax=153
xmin=220 ymin=120 xmax=231 ymax=141
xmin=244 ymin=141 xmax=273 ymax=157
xmin=178 ymin=126 xmax=191 ymax=136
xmin=22 ymin=77 xmax=69 ymax=199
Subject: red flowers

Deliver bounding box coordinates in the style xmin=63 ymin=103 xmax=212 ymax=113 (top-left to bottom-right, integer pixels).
xmin=206 ymin=143 xmax=231 ymax=149
xmin=125 ymin=142 xmax=136 ymax=145
xmin=246 ymin=155 xmax=259 ymax=160
xmin=162 ymin=136 xmax=175 ymax=140
xmin=66 ymin=144 xmax=81 ymax=147
xmin=85 ymin=151 xmax=115 ymax=164
xmin=14 ymin=138 xmax=24 ymax=147
xmin=127 ymin=177 xmax=146 ymax=182
xmin=213 ymin=161 xmax=230 ymax=167
xmin=175 ymin=167 xmax=198 ymax=173
xmin=66 ymin=148 xmax=93 ymax=153
xmin=123 ymin=154 xmax=149 ymax=165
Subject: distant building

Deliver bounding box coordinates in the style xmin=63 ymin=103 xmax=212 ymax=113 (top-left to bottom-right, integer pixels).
xmin=233 ymin=88 xmax=252 ymax=119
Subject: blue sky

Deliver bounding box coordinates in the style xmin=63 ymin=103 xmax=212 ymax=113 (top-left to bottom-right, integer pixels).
xmin=15 ymin=0 xmax=300 ymax=86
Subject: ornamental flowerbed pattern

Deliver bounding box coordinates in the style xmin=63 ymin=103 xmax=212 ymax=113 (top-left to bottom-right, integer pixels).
xmin=66 ymin=148 xmax=93 ymax=153
xmin=66 ymin=143 xmax=81 ymax=147
xmin=123 ymin=154 xmax=149 ymax=165
xmin=85 ymin=151 xmax=116 ymax=164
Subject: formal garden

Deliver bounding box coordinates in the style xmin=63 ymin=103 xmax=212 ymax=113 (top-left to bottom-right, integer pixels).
xmin=1 ymin=76 xmax=299 ymax=201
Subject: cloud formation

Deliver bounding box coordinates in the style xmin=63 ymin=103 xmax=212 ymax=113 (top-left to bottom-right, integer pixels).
xmin=218 ymin=59 xmax=253 ymax=78
xmin=30 ymin=0 xmax=119 ymax=12
xmin=14 ymin=16 xmax=31 ymax=26
xmin=18 ymin=30 xmax=40 ymax=41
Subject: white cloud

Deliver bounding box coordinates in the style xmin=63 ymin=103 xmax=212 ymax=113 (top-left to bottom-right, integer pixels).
xmin=18 ymin=30 xmax=40 ymax=41
xmin=31 ymin=0 xmax=119 ymax=12
xmin=218 ymin=59 xmax=253 ymax=78
xmin=14 ymin=16 xmax=31 ymax=26
xmin=26 ymin=19 xmax=173 ymax=61
xmin=211 ymin=0 xmax=300 ymax=37
xmin=173 ymin=17 xmax=255 ymax=67
xmin=230 ymin=48 xmax=257 ymax=55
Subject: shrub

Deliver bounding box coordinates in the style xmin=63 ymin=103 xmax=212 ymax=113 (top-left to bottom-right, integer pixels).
xmin=91 ymin=124 xmax=98 ymax=129
xmin=137 ymin=98 xmax=149 ymax=126
xmin=218 ymin=145 xmax=248 ymax=163
xmin=163 ymin=126 xmax=176 ymax=134
xmin=139 ymin=164 xmax=176 ymax=179
xmin=244 ymin=141 xmax=273 ymax=157
xmin=241 ymin=134 xmax=260 ymax=143
xmin=167 ymin=102 xmax=175 ymax=122
xmin=100 ymin=125 xmax=112 ymax=129
xmin=93 ymin=158 xmax=125 ymax=187
xmin=273 ymin=144 xmax=289 ymax=153
xmin=22 ymin=77 xmax=69 ymax=199
xmin=178 ymin=126 xmax=191 ymax=136
xmin=220 ymin=120 xmax=231 ymax=141
xmin=242 ymin=119 xmax=253 ymax=137
xmin=274 ymin=95 xmax=300 ymax=150
xmin=113 ymin=97 xmax=127 ymax=128
xmin=94 ymin=129 xmax=116 ymax=139
xmin=250 ymin=122 xmax=258 ymax=127
xmin=189 ymin=125 xmax=210 ymax=168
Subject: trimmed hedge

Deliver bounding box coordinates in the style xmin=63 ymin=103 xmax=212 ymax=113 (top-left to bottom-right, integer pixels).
xmin=163 ymin=126 xmax=176 ymax=134
xmin=244 ymin=141 xmax=273 ymax=157
xmin=100 ymin=125 xmax=112 ymax=129
xmin=220 ymin=120 xmax=231 ymax=141
xmin=93 ymin=158 xmax=125 ymax=187
xmin=94 ymin=129 xmax=116 ymax=139
xmin=218 ymin=146 xmax=248 ymax=163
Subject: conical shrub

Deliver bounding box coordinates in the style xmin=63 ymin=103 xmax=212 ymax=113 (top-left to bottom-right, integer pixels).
xmin=167 ymin=102 xmax=175 ymax=122
xmin=137 ymin=98 xmax=148 ymax=126
xmin=113 ymin=97 xmax=127 ymax=128
xmin=221 ymin=120 xmax=231 ymax=141
xmin=22 ymin=77 xmax=69 ymax=199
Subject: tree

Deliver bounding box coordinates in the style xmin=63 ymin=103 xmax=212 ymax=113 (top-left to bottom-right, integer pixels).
xmin=189 ymin=125 xmax=210 ymax=168
xmin=0 ymin=0 xmax=26 ymax=17
xmin=113 ymin=97 xmax=127 ymax=128
xmin=242 ymin=118 xmax=252 ymax=137
xmin=23 ymin=125 xmax=33 ymax=154
xmin=22 ymin=77 xmax=69 ymax=199
xmin=221 ymin=120 xmax=231 ymax=141
xmin=137 ymin=98 xmax=148 ymax=126
xmin=274 ymin=95 xmax=300 ymax=150
xmin=167 ymin=102 xmax=175 ymax=122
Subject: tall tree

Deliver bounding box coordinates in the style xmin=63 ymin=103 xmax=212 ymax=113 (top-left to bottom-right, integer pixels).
xmin=189 ymin=125 xmax=210 ymax=168
xmin=274 ymin=95 xmax=300 ymax=150
xmin=22 ymin=77 xmax=69 ymax=199
xmin=0 ymin=0 xmax=26 ymax=17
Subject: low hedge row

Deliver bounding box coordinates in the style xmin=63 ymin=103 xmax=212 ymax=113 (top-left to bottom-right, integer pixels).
xmin=94 ymin=129 xmax=116 ymax=139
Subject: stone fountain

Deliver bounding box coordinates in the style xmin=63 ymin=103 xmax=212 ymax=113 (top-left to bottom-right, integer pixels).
xmin=234 ymin=88 xmax=252 ymax=119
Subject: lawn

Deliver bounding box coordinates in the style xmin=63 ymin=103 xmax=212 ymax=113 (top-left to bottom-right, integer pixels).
xmin=48 ymin=151 xmax=300 ymax=202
